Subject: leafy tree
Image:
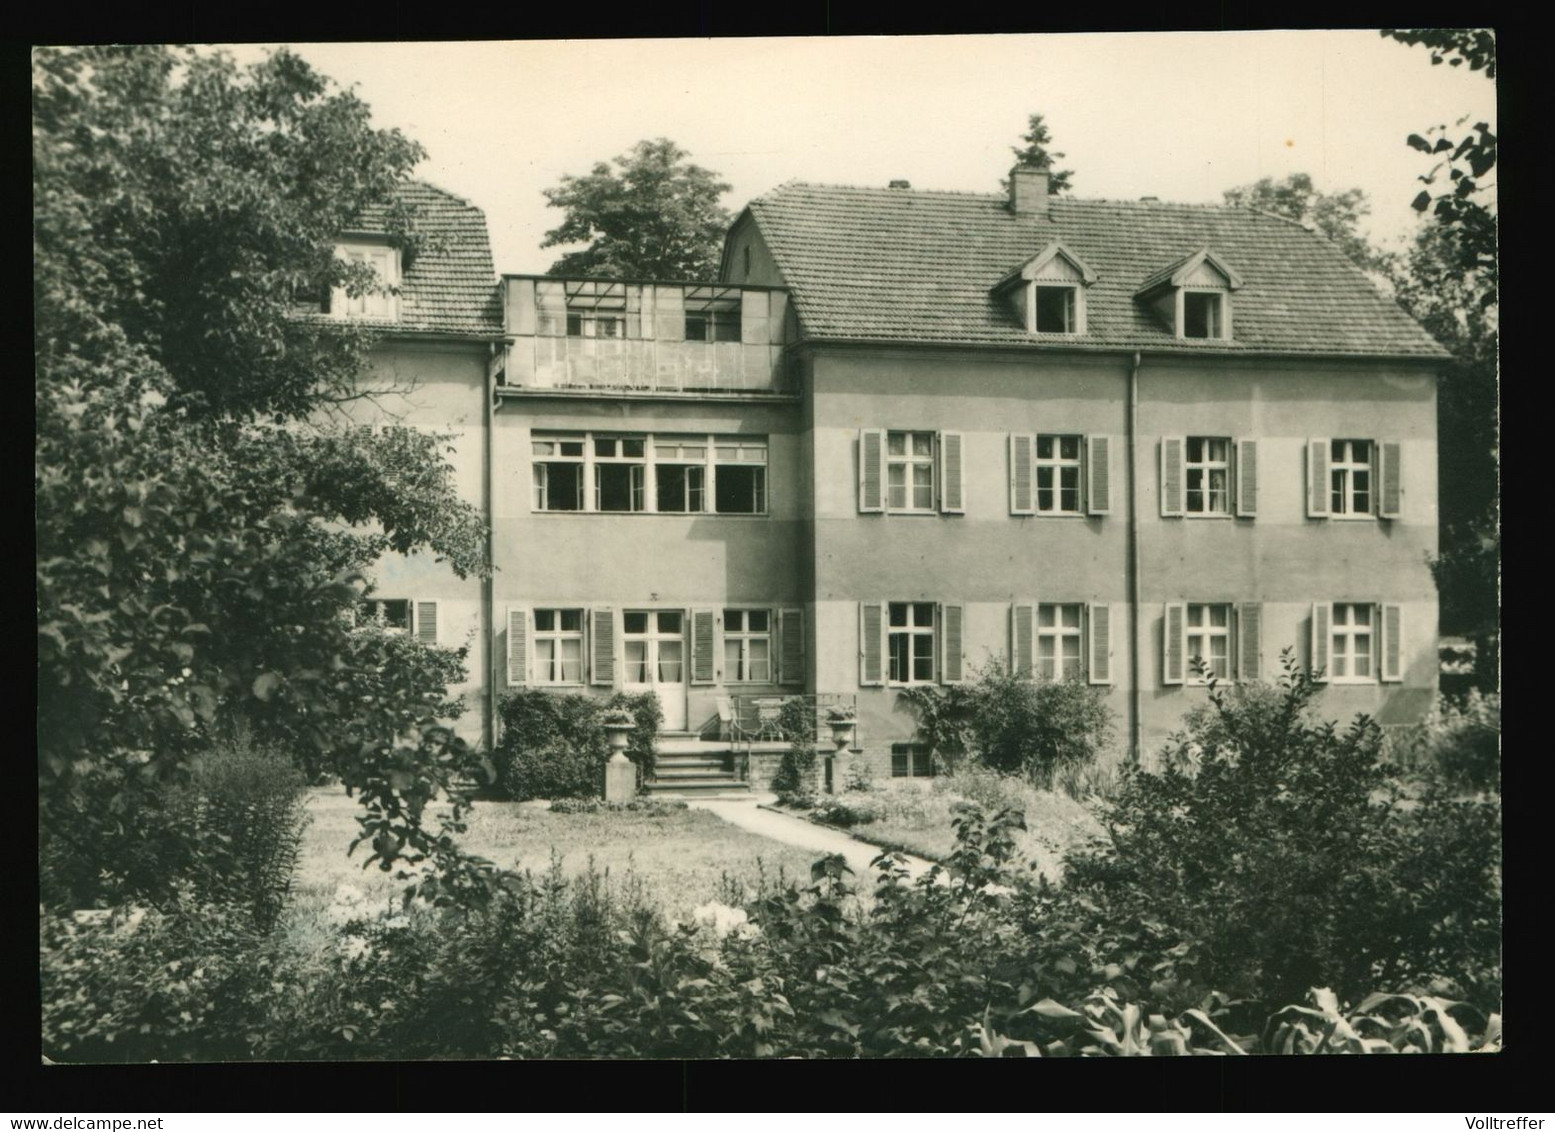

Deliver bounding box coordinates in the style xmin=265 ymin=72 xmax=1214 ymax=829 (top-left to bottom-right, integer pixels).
xmin=1222 ymin=173 xmax=1383 ymax=272
xmin=1382 ymin=30 xmax=1498 ymax=681
xmin=35 ymin=45 xmax=498 ymax=910
xmin=1004 ymin=112 xmax=1074 ymax=194
xmin=540 ymin=137 xmax=732 ymax=279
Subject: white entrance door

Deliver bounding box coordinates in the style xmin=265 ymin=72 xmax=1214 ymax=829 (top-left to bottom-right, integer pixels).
xmin=622 ymin=610 xmax=687 ymax=730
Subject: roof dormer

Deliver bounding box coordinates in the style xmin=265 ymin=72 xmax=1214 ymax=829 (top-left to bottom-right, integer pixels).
xmin=330 ymin=238 xmax=402 ymax=321
xmin=1135 ymin=249 xmax=1243 ymax=341
xmin=994 ymin=241 xmax=1099 ymax=336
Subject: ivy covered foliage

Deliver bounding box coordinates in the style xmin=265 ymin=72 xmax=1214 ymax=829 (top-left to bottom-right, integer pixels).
xmin=35 ymin=45 xmax=498 ymax=911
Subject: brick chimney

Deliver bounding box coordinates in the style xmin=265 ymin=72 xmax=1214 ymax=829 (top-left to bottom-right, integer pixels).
xmin=1009 ymin=162 xmax=1051 ymax=217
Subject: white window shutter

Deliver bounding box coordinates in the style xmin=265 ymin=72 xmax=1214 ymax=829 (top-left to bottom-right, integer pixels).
xmin=1088 ymin=602 xmax=1113 ymax=685
xmin=1163 ymin=603 xmax=1185 ymax=685
xmin=858 ymin=429 xmax=885 ymax=513
xmin=507 ymin=606 xmax=528 ymax=686
xmin=1236 ymin=439 xmax=1259 ymax=518
xmin=1380 ymin=604 xmax=1404 ymax=683
xmin=859 ymin=602 xmax=884 ymax=686
xmin=940 ymin=603 xmax=965 ymax=684
xmin=1010 ymin=602 xmax=1036 ymax=677
xmin=591 ymin=607 xmax=616 ymax=686
xmin=414 ymin=601 xmax=438 ymax=647
xmin=1237 ymin=602 xmax=1262 ymax=682
xmin=1087 ymin=435 xmax=1112 ymax=515
xmin=1009 ymin=434 xmax=1035 ymax=515
xmin=690 ymin=609 xmax=717 ymax=685
xmin=1308 ymin=439 xmax=1331 ymax=518
xmin=1160 ymin=438 xmax=1185 ymax=517
xmin=939 ymin=432 xmax=965 ymax=514
xmin=1310 ymin=602 xmax=1331 ymax=682
xmin=778 ymin=608 xmax=805 ymax=686
xmin=1378 ymin=441 xmax=1402 ymax=519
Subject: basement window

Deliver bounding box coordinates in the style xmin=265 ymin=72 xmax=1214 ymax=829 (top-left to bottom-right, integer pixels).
xmin=891 ymin=742 xmax=936 ymax=778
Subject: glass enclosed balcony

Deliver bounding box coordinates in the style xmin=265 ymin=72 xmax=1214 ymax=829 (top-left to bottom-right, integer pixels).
xmin=497 ymin=276 xmax=791 ymax=394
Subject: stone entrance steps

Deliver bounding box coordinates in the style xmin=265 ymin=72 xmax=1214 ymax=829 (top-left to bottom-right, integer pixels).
xmin=646 ymin=733 xmax=748 ymax=797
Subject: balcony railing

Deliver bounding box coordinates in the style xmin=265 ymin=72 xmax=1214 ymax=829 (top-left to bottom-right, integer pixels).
xmin=728 ymin=693 xmax=857 ymax=745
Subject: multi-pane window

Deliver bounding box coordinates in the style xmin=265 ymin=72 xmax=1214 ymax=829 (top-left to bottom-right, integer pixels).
xmin=1330 ymin=603 xmax=1374 ymax=681
xmin=1185 ymin=603 xmax=1232 ymax=681
xmin=360 ymin=598 xmax=412 ymax=632
xmin=714 ymin=439 xmax=767 ymax=514
xmin=887 ymin=432 xmax=936 ymax=511
xmin=594 ymin=436 xmax=646 ymax=512
xmin=1034 ymin=286 xmax=1078 ymax=333
xmin=533 ymin=431 xmax=766 ymax=515
xmin=1035 ymin=435 xmax=1083 ymax=514
xmin=888 ymin=602 xmax=936 ymax=683
xmin=723 ymin=609 xmax=772 ymax=683
xmin=1037 ymin=604 xmax=1084 ymax=680
xmin=336 ymin=244 xmax=399 ymax=319
xmin=564 ymin=280 xmax=632 ymax=338
xmin=1330 ymin=440 xmax=1373 ymax=515
xmin=654 ymin=438 xmax=707 ymax=513
xmin=622 ymin=611 xmax=684 ymax=683
xmin=1186 ymin=437 xmax=1231 ymax=514
xmin=533 ymin=609 xmax=584 ymax=684
xmin=1183 ymin=291 xmax=1224 ymax=338
xmin=684 ymin=286 xmax=742 ymax=342
xmin=532 ymin=434 xmax=586 ymax=511
xmin=891 ymin=742 xmax=936 ymax=778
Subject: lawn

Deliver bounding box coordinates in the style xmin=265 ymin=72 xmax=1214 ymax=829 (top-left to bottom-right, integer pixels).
xmin=291 ymin=787 xmax=823 ymax=927
xmin=798 ymin=771 xmax=1107 ymax=882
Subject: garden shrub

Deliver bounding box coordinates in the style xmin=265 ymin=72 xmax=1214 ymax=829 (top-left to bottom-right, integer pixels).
xmin=41 ymin=885 xmax=273 ymax=1063
xmin=549 ymin=798 xmax=687 ymax=815
xmin=900 ymin=662 xmax=1114 ymax=787
xmin=181 ymin=725 xmax=311 ymax=929
xmin=1421 ymin=690 xmax=1500 ymax=791
xmin=810 ymin=797 xmax=882 ymax=828
xmin=1062 ymin=651 xmax=1502 ymax=1014
xmin=42 ymin=788 xmax=1502 ymax=1061
xmin=39 ymin=724 xmax=310 ymax=927
xmin=494 ymin=690 xmax=661 ymax=801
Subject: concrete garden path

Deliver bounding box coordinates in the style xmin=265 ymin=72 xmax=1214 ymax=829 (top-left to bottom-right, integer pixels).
xmin=688 ymin=794 xmax=941 ymax=884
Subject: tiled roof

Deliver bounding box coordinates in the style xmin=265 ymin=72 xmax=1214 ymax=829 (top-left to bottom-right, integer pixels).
xmin=744 ymin=183 xmax=1448 ymax=359
xmin=343 ymin=181 xmax=502 ymax=339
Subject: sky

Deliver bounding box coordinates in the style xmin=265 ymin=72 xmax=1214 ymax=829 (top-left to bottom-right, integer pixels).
xmin=231 ymin=33 xmax=1496 ymax=276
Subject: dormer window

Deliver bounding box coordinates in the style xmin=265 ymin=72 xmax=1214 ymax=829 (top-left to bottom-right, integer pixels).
xmin=995 ymin=241 xmax=1097 ymax=337
xmin=1183 ymin=290 xmax=1223 ymax=339
xmin=1035 ymin=286 xmax=1078 ymax=333
xmin=1136 ymin=249 xmax=1243 ymax=341
xmin=332 ymin=241 xmax=401 ymax=320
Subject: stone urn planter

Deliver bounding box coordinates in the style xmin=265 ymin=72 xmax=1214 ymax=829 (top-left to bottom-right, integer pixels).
xmin=824 ymin=708 xmax=858 ymax=795
xmin=602 ymin=711 xmax=636 ymax=803
xmin=825 ymin=708 xmax=857 ymax=753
